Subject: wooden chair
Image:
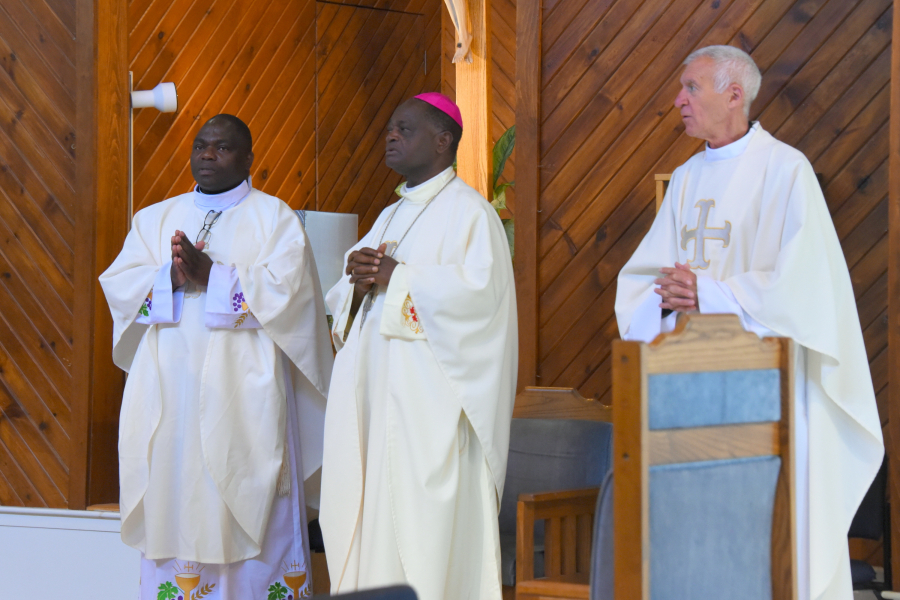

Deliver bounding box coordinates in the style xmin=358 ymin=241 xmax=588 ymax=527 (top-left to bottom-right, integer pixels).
xmin=517 ymin=315 xmax=796 ymax=600
xmin=608 ymin=314 xmax=795 ymax=600
xmin=654 ymin=174 xmax=670 ymax=213
xmin=512 ymin=389 xmax=611 ymax=600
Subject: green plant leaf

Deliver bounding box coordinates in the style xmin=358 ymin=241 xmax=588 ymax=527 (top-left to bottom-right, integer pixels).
xmin=492 ymin=125 xmax=516 ymax=190
xmin=493 ymin=182 xmax=513 ymax=203
xmin=139 ymin=304 xmax=149 ymax=317
xmin=503 ymin=218 xmax=515 ymax=261
xmin=491 ymin=188 xmax=507 ymax=212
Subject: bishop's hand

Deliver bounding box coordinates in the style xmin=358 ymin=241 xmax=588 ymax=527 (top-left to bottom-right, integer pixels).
xmin=654 ymin=262 xmax=698 ymax=312
xmin=172 ymin=229 xmax=212 ymax=286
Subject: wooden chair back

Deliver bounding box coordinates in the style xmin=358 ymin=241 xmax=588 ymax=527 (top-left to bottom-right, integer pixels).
xmin=611 ymin=314 xmax=796 ymax=600
xmin=654 ymin=174 xmax=670 ymax=212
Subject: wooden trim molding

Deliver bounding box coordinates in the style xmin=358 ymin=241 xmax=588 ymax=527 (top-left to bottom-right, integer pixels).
xmin=72 ymin=0 xmax=129 ymax=509
xmin=455 ymin=0 xmax=493 ymax=201
xmin=890 ymin=0 xmax=900 ymax=582
xmin=515 ymin=0 xmax=540 ymax=391
xmin=648 ymin=422 xmax=780 ymax=465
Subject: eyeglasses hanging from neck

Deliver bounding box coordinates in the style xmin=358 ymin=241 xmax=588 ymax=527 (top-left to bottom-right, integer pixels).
xmin=196 ymin=210 xmax=223 ymax=248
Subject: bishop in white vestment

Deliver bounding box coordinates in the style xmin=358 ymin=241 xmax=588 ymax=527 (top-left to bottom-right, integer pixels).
xmin=320 ymin=94 xmax=518 ymax=600
xmin=100 ymin=115 xmax=333 ymax=600
xmin=616 ymin=47 xmax=883 ymax=600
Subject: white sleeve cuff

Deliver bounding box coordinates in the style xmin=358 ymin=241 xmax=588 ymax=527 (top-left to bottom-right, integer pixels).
xmin=136 ymin=260 xmax=183 ymax=324
xmin=204 ymin=263 xmax=261 ymax=329
xmin=697 ymin=277 xmax=771 ymax=336
xmin=622 ymin=290 xmax=665 ymax=343
xmin=379 ymin=265 xmax=426 ymax=340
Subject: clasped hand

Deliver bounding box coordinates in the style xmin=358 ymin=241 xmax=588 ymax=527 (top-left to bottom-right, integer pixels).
xmin=654 ymin=262 xmax=698 ymax=312
xmin=347 ymin=243 xmax=399 ymax=300
xmin=170 ymin=230 xmax=213 ymax=288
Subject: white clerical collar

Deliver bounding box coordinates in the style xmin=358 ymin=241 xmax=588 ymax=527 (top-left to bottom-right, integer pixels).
xmin=399 ymin=166 xmax=456 ymax=204
xmin=704 ymin=121 xmax=760 ymax=162
xmin=193 ymin=179 xmax=251 ymax=211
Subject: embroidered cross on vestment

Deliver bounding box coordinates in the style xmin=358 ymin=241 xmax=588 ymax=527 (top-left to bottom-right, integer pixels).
xmin=680 ymin=199 xmax=731 ymax=269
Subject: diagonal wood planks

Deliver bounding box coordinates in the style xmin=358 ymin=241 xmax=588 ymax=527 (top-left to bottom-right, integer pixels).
xmin=0 ymin=0 xmax=78 ymax=507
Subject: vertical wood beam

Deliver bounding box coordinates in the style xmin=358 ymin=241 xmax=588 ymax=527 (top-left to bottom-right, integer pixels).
xmin=612 ymin=341 xmax=647 ymax=599
xmin=455 ymin=0 xmax=493 ymax=201
xmin=890 ymin=0 xmax=900 ymax=583
xmin=514 ymin=0 xmax=540 ymax=391
xmin=72 ymin=0 xmax=129 ymax=509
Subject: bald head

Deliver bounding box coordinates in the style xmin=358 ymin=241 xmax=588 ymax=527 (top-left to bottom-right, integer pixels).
xmin=204 ymin=114 xmax=253 ymax=153
xmin=190 ymin=114 xmax=255 ymax=194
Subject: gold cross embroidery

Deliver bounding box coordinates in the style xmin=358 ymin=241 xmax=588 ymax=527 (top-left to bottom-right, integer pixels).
xmin=680 ymin=199 xmax=731 ymax=270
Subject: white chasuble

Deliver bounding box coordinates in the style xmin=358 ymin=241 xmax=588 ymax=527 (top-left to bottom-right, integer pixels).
xmin=616 ymin=124 xmax=884 ymax=600
xmin=99 ymin=188 xmax=333 ymax=596
xmin=320 ymin=167 xmax=518 ymax=600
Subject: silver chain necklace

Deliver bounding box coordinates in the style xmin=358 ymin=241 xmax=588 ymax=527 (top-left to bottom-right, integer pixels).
xmin=359 ymin=174 xmax=455 ymax=327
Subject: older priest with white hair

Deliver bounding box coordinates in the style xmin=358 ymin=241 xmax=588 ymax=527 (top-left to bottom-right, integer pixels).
xmin=616 ymin=46 xmax=883 ymax=600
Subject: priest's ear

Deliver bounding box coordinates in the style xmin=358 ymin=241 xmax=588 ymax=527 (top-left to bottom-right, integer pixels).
xmin=435 ymin=130 xmax=454 ymax=156
xmin=726 ymin=83 xmax=745 ymax=112
xmin=243 ymin=150 xmax=255 ymax=174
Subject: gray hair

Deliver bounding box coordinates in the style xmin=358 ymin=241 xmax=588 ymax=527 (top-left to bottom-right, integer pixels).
xmin=684 ymin=45 xmax=761 ymax=117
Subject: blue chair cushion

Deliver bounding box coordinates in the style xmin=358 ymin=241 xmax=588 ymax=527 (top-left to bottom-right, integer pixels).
xmin=648 ymin=456 xmax=780 ymax=600
xmin=648 ymin=369 xmax=781 ymax=430
xmin=850 ymin=559 xmax=877 ymax=585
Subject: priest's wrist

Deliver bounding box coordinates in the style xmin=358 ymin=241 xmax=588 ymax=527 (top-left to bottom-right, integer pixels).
xmin=349 ymin=284 xmax=368 ymax=317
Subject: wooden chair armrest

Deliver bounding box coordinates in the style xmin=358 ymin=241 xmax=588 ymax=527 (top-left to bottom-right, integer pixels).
xmin=518 ymin=487 xmax=600 ymax=505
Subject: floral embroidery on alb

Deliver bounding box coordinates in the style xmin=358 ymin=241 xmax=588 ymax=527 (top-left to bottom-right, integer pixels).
xmin=232 ymin=292 xmax=254 ymax=328
xmin=139 ymin=290 xmax=153 ymax=317
xmin=401 ymin=294 xmax=423 ymax=334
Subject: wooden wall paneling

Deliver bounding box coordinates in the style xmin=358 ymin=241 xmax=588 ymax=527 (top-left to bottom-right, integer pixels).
xmin=889 ymin=0 xmax=900 ymax=581
xmin=316 ymin=1 xmax=423 ymax=203
xmin=318 ymin=0 xmax=442 ymax=237
xmin=0 ymin=0 xmax=94 ymax=508
xmin=515 ymin=0 xmax=538 ymax=390
xmin=72 ymin=0 xmax=129 ymax=507
xmin=328 ymin=7 xmax=442 ymax=232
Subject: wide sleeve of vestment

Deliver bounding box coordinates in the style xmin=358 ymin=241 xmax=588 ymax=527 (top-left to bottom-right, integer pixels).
xmin=402 ymin=188 xmax=518 ymax=499
xmin=325 ymin=209 xmax=390 ymax=350
xmin=231 ymin=199 xmax=334 ymax=400
xmin=98 ymin=206 xmax=167 ymax=372
xmin=614 ymin=164 xmax=684 ymax=340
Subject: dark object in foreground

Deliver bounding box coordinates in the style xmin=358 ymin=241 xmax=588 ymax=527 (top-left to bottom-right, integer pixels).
xmin=311 ymin=585 xmax=418 ymax=599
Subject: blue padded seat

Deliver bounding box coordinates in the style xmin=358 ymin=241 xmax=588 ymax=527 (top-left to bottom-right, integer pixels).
xmin=499 ymin=418 xmax=613 ymax=586
xmin=850 ymin=559 xmax=877 ymax=585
